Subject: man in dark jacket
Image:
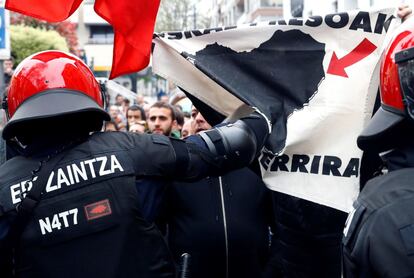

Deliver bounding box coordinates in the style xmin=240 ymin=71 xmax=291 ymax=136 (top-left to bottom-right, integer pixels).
xmin=0 ymin=51 xmax=270 ymax=278
xmin=157 ymin=107 xmax=279 ymax=278
xmin=271 ymin=192 xmax=347 ymax=278
xmin=342 ymin=19 xmax=414 ymax=277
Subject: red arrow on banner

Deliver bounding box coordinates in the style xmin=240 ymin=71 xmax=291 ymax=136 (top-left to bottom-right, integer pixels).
xmin=327 ymin=38 xmax=377 ymax=78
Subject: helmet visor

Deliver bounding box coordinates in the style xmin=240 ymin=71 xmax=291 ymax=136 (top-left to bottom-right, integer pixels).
xmin=2 ymin=89 xmax=110 ymax=140
xmin=357 ymin=106 xmax=404 ymax=151
xmin=396 ymin=46 xmax=414 ymax=119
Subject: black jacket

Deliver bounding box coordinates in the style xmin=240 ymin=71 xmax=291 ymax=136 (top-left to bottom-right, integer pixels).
xmin=157 ymin=167 xmax=278 ymax=278
xmin=271 ymin=191 xmax=347 ymax=278
xmin=342 ymin=145 xmax=414 ymax=278
xmin=0 ymin=131 xmax=240 ymax=278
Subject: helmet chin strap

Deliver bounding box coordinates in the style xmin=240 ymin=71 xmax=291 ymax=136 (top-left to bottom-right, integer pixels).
xmin=10 ymin=136 xmax=28 ymax=150
xmin=5 ymin=137 xmax=30 ymax=159
xmin=379 ymin=149 xmax=395 ymax=158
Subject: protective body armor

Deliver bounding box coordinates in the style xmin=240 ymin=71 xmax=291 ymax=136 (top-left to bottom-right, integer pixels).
xmin=342 ymin=168 xmax=414 ymax=278
xmin=0 ymin=132 xmax=180 ymax=278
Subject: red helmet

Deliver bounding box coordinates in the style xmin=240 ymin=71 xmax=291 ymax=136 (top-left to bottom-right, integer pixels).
xmin=358 ymin=18 xmax=414 ymax=151
xmin=2 ymin=50 xmax=110 ymax=140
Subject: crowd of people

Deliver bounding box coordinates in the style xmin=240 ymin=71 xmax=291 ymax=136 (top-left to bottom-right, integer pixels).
xmin=0 ymin=4 xmax=414 ymax=278
xmin=104 ymin=93 xmax=187 ymax=138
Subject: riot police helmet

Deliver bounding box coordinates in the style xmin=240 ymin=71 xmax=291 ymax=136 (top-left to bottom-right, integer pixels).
xmin=358 ymin=19 xmax=414 ymax=152
xmin=2 ymin=50 xmax=110 ymax=141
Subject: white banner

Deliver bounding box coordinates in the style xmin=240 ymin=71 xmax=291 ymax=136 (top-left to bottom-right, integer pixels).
xmin=152 ymin=8 xmax=400 ymax=212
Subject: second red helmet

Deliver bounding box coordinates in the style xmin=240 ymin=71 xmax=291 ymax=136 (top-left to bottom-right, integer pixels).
xmin=358 ymin=18 xmax=414 ymax=151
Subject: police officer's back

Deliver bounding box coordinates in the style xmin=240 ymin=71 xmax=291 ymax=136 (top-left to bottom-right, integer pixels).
xmin=0 ymin=51 xmax=270 ymax=278
xmin=342 ymin=19 xmax=414 ymax=277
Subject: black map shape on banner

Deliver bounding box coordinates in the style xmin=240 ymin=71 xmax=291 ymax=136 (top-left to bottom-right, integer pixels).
xmin=192 ymin=29 xmax=325 ymax=154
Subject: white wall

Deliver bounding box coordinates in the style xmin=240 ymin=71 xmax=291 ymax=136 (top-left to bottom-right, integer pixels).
xmin=304 ymin=0 xmax=410 ymax=15
xmin=84 ymin=44 xmax=113 ymax=70
xmin=303 ymin=0 xmax=336 ymax=16
xmin=82 ymin=3 xmax=108 ymax=25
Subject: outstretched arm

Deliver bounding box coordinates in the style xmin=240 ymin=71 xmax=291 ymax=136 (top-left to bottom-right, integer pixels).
xmin=179 ymin=111 xmax=270 ymax=179
xmin=129 ymin=111 xmax=270 ymax=180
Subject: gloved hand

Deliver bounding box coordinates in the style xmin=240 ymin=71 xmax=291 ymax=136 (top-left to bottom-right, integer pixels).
xmin=198 ymin=110 xmax=271 ymax=170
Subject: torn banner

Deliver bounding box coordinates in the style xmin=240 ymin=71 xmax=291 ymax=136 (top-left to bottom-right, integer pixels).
xmin=152 ymin=8 xmax=399 ymax=212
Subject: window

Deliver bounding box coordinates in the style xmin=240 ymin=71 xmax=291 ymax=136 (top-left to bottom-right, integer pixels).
xmin=261 ymin=0 xmax=282 ymax=7
xmin=89 ymin=25 xmax=114 ymax=44
xmin=291 ymin=0 xmax=303 ymax=17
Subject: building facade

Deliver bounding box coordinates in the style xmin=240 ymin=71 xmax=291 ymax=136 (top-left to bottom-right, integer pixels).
xmin=69 ymin=0 xmax=114 ymax=79
xmin=298 ymin=0 xmax=405 ymax=17
xmin=211 ymin=0 xmax=284 ymax=26
xmin=211 ymin=0 xmax=406 ymax=26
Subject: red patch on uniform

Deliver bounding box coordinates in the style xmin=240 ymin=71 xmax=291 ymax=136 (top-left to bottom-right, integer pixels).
xmin=90 ymin=205 xmax=107 ymax=214
xmin=84 ymin=199 xmax=112 ymax=221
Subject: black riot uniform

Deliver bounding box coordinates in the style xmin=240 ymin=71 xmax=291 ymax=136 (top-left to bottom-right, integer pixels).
xmin=342 ymin=152 xmax=414 ymax=277
xmin=342 ymin=20 xmax=414 ymax=277
xmin=1 ymin=132 xmax=179 ymax=277
xmin=0 ymin=50 xmax=270 ymax=278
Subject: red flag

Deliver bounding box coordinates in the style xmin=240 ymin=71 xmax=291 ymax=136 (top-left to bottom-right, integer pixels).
xmin=94 ymin=0 xmax=160 ymax=79
xmin=5 ymin=0 xmax=160 ymax=79
xmin=5 ymin=0 xmax=83 ymax=22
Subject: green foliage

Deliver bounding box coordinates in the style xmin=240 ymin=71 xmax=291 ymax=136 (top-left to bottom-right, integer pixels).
xmin=10 ymin=25 xmax=69 ymax=65
xmin=11 ymin=13 xmax=79 ymax=53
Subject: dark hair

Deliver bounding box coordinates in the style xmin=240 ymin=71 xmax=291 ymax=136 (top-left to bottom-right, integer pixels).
xmin=174 ymin=107 xmax=184 ymax=127
xmin=150 ymin=101 xmax=176 ymax=121
xmin=105 ymin=120 xmax=119 ymax=131
xmin=127 ymin=105 xmax=146 ymax=121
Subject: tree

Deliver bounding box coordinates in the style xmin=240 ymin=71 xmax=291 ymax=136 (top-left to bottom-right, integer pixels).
xmin=155 ymin=0 xmax=211 ymax=32
xmin=11 ymin=25 xmax=69 ymax=65
xmin=10 ymin=13 xmax=78 ymax=54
